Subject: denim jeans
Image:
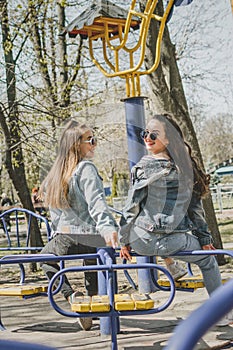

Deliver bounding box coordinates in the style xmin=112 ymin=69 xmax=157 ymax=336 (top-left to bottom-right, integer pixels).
xmin=41 ymin=234 xmax=98 ymax=299
xmin=131 ymin=230 xmax=222 ymax=295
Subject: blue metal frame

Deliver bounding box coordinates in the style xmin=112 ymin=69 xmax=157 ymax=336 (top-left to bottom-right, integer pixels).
xmin=0 ymin=339 xmax=57 ymax=350
xmin=0 ymin=208 xmax=51 ymax=251
xmin=0 ymin=253 xmax=100 ymax=331
xmin=0 ymin=251 xmax=176 ymax=347
xmin=124 ymin=96 xmax=158 ymax=294
xmin=164 ymin=278 xmax=233 ymax=350
xmin=1 ymin=249 xmax=233 ymax=349
xmin=47 ymin=262 xmax=176 ymax=350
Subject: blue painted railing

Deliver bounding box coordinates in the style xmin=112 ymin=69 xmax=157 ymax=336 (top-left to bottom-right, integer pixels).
xmin=0 ymin=207 xmax=51 ymax=251
xmin=0 ymin=339 xmax=57 ymax=350
xmin=164 ymin=277 xmax=233 ymax=350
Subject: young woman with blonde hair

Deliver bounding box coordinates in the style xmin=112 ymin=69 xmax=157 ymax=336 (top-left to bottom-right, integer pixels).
xmin=40 ymin=120 xmax=118 ymax=330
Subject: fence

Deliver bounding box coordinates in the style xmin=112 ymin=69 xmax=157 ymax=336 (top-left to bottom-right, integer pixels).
xmin=210 ymin=184 xmax=233 ymax=212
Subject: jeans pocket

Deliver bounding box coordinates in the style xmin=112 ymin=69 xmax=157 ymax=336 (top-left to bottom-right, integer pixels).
xmin=129 ymin=225 xmax=155 ymax=256
xmin=155 ymin=233 xmax=187 ymax=256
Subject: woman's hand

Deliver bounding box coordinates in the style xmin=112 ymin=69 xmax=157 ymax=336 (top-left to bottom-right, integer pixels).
xmin=202 ymin=243 xmax=216 ymax=250
xmin=104 ymin=232 xmax=118 ymax=249
xmin=120 ymin=245 xmax=132 ymax=261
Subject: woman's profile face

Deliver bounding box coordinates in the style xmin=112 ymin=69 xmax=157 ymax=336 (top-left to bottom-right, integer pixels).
xmin=80 ymin=130 xmax=97 ymax=159
xmin=144 ymin=119 xmax=169 ymax=156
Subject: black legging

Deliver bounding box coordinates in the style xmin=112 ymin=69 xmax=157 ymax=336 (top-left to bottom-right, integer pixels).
xmin=41 ymin=234 xmax=98 ymax=299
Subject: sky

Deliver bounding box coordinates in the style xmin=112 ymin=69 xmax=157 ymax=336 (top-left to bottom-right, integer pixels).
xmin=1 ymin=0 xmax=232 ymax=119
xmin=167 ymin=0 xmax=233 ymax=116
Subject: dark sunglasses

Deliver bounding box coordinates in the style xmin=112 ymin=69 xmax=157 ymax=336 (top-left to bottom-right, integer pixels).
xmin=140 ymin=130 xmax=158 ymax=141
xmin=82 ymin=136 xmax=97 ymax=146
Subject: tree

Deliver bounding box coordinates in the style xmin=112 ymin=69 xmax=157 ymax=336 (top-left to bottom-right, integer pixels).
xmin=26 ymin=0 xmax=84 ymax=114
xmin=0 ymin=0 xmax=43 ymax=248
xmin=139 ymin=0 xmax=225 ymax=263
xmin=0 ymin=0 xmax=88 ymax=190
xmin=198 ymin=114 xmax=233 ymax=169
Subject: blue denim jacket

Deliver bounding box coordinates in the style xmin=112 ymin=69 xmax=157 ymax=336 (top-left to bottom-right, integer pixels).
xmin=50 ymin=160 xmax=118 ymax=240
xmin=119 ymin=155 xmax=212 ymax=247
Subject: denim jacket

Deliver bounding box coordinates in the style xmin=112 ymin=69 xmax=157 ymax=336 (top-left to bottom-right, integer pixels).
xmin=50 ymin=160 xmax=118 ymax=239
xmin=119 ymin=155 xmax=212 ymax=247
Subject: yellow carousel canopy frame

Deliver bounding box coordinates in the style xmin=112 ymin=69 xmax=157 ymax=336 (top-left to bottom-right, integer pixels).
xmin=63 ymin=0 xmax=176 ymax=97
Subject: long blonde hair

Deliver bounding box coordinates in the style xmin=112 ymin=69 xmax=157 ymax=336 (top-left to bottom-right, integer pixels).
xmin=40 ymin=120 xmax=91 ymax=208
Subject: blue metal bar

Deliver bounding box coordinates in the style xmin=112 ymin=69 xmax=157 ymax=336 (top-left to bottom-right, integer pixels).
xmin=0 ymin=253 xmax=100 ymax=331
xmin=105 ymin=251 xmax=119 ymax=350
xmin=174 ymin=249 xmax=233 ymax=258
xmin=19 ymin=263 xmax=26 ymax=284
xmin=26 ymin=214 xmax=32 ymax=247
xmin=0 ymin=247 xmax=45 ymax=251
xmin=0 ymin=309 xmax=6 ymax=331
xmin=0 ymin=253 xmax=100 ymax=301
xmin=124 ymin=96 xmax=157 ymax=294
xmin=0 ymin=253 xmax=100 ymax=264
xmin=97 ymin=247 xmax=119 ymax=336
xmin=122 ymin=258 xmax=138 ymax=290
xmin=164 ymin=278 xmax=233 ymax=350
xmin=16 ymin=211 xmax=20 ymax=247
xmin=187 ymin=262 xmax=193 ymax=276
xmin=1 ymin=249 xmax=233 ymax=349
xmin=47 ymin=262 xmax=176 ymax=350
xmin=0 ymin=208 xmax=52 ymax=242
xmin=0 ymin=339 xmax=57 ymax=350
xmin=47 ymin=263 xmax=176 ymax=316
xmin=124 ymin=96 xmax=147 ymax=169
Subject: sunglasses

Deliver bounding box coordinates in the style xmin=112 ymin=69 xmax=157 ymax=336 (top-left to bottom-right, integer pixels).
xmin=82 ymin=136 xmax=97 ymax=146
xmin=140 ymin=130 xmax=158 ymax=141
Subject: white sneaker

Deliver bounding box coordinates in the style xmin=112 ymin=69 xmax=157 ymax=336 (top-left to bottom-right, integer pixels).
xmin=68 ymin=292 xmax=93 ymax=331
xmin=77 ymin=317 xmax=93 ymax=331
xmin=216 ymin=310 xmax=233 ymax=327
xmin=167 ymin=261 xmax=187 ymax=281
xmin=67 ymin=291 xmax=84 ymax=304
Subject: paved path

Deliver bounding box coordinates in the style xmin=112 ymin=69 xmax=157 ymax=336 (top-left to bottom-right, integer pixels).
xmin=1 ymin=287 xmax=233 ymax=350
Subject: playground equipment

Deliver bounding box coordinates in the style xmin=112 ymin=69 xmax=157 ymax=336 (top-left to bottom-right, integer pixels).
xmin=164 ymin=278 xmax=233 ymax=350
xmin=63 ymin=0 xmax=193 ymax=98
xmin=1 ymin=208 xmax=233 ymax=350
xmin=0 ymin=208 xmax=51 ymax=252
xmin=62 ymin=0 xmax=195 ymax=295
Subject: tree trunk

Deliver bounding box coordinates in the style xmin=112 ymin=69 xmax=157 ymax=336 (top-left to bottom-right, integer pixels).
xmin=0 ymin=0 xmax=43 ymax=253
xmin=140 ymin=0 xmax=225 ymax=264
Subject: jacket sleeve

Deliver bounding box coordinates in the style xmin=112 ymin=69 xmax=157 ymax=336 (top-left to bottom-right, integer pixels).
xmin=119 ymin=167 xmax=147 ymax=246
xmin=78 ymin=162 xmax=119 ymax=238
xmin=49 ymin=207 xmax=62 ymax=236
xmin=187 ymin=192 xmax=213 ymax=246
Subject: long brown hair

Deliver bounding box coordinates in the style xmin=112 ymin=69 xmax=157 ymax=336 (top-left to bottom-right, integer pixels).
xmin=150 ymin=114 xmax=210 ymax=197
xmin=185 ymin=142 xmax=210 ymax=197
xmin=40 ymin=120 xmax=91 ymax=208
